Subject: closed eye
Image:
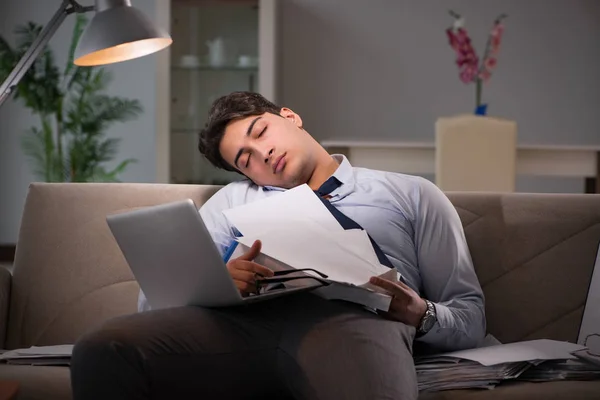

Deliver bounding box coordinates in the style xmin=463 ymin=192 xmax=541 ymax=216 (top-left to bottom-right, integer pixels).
xmin=245 ymin=127 xmax=266 ymax=168
xmin=239 ymin=124 xmax=267 ymax=170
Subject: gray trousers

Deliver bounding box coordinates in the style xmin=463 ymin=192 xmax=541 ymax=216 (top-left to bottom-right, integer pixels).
xmin=70 ymin=293 xmax=418 ymax=400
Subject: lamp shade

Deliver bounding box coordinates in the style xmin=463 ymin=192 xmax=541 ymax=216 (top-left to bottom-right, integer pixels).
xmin=74 ymin=0 xmax=172 ymax=66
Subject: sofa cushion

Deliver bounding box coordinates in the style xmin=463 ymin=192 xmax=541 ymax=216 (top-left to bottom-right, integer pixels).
xmin=419 ymin=380 xmax=600 ymax=400
xmin=0 ymin=364 xmax=70 ymax=400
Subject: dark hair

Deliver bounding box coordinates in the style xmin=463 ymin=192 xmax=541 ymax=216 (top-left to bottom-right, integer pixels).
xmin=198 ymin=91 xmax=281 ymax=172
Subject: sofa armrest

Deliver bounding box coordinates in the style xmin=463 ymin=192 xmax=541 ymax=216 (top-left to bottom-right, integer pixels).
xmin=0 ymin=265 xmax=11 ymax=349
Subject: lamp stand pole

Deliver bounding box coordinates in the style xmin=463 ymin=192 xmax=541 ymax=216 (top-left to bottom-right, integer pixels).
xmin=0 ymin=0 xmax=94 ymax=109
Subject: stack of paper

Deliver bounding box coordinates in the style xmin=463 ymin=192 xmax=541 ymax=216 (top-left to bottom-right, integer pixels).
xmin=414 ymin=339 xmax=588 ymax=392
xmin=415 ymin=358 xmax=532 ymax=391
xmin=0 ymin=344 xmax=73 ymax=366
xmin=517 ymin=358 xmax=600 ymax=382
xmin=223 ymin=184 xmax=399 ymax=310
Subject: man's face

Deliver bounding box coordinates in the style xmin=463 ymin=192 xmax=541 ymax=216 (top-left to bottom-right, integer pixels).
xmin=219 ymin=109 xmax=315 ymax=188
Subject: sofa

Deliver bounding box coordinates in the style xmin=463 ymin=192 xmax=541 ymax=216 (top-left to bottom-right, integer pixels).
xmin=1 ymin=182 xmax=600 ymax=400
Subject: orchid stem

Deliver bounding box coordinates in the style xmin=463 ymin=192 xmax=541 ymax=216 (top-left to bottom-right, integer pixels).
xmin=476 ymin=78 xmax=482 ymax=108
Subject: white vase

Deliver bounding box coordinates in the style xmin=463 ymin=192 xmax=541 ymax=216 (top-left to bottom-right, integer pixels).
xmin=435 ymin=114 xmax=517 ymax=192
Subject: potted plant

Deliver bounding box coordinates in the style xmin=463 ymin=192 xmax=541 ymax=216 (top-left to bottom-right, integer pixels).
xmin=0 ymin=14 xmax=142 ymax=182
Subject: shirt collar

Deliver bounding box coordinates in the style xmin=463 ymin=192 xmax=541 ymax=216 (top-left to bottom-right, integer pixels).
xmin=262 ymin=154 xmax=356 ymax=200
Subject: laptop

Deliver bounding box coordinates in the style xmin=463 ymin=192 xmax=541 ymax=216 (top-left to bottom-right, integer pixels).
xmin=106 ymin=199 xmax=318 ymax=310
xmin=577 ymin=241 xmax=600 ymax=347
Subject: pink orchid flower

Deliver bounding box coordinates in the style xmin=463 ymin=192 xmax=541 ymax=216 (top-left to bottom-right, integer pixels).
xmin=484 ymin=57 xmax=497 ymax=70
xmin=479 ymin=69 xmax=491 ymax=82
xmin=445 ymin=11 xmax=507 ymax=108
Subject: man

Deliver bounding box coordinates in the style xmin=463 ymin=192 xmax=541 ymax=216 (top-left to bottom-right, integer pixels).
xmin=71 ymin=91 xmax=485 ymax=400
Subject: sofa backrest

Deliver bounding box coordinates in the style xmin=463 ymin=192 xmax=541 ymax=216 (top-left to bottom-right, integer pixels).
xmin=6 ymin=183 xmax=600 ymax=349
xmin=446 ymin=192 xmax=600 ymax=344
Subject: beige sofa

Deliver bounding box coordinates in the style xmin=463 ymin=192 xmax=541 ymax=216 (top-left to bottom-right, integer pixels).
xmin=1 ymin=182 xmax=600 ymax=400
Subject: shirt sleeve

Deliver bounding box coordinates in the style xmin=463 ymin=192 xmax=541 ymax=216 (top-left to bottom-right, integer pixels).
xmin=198 ymin=186 xmax=238 ymax=256
xmin=413 ymin=178 xmax=486 ymax=351
xmin=137 ymin=185 xmax=238 ymax=313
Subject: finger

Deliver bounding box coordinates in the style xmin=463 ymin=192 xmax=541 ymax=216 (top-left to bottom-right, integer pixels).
xmin=236 ymin=240 xmax=262 ymax=261
xmin=369 ymin=276 xmax=401 ymax=294
xmin=233 ymin=260 xmax=274 ymax=277
xmin=229 ymin=268 xmax=257 ymax=284
xmin=394 ymin=279 xmax=413 ymax=292
xmin=233 ymin=279 xmax=257 ymax=295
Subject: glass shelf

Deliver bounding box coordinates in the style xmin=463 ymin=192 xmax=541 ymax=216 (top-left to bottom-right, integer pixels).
xmin=172 ymin=65 xmax=258 ymax=72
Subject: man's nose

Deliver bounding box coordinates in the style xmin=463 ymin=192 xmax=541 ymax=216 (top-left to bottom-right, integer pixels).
xmin=263 ymin=148 xmax=274 ymax=164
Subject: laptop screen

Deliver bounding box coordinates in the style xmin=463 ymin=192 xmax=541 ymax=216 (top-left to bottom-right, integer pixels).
xmin=578 ymin=241 xmax=600 ymax=355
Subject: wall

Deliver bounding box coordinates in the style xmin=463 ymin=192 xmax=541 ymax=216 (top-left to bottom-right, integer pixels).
xmin=278 ymin=0 xmax=600 ymax=193
xmin=0 ymin=0 xmax=169 ymax=244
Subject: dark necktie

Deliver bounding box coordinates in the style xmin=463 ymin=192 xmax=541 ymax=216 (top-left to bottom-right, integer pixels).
xmin=314 ymin=177 xmax=395 ymax=269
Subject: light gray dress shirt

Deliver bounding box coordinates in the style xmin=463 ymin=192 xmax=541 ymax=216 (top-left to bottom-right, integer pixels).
xmin=138 ymin=155 xmax=486 ymax=351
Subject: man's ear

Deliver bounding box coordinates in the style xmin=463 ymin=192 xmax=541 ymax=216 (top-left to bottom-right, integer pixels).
xmin=280 ymin=107 xmax=303 ymax=129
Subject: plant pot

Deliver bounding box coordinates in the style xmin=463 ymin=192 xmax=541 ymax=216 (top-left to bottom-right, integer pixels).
xmin=435 ymin=114 xmax=517 ymax=192
xmin=475 ymin=103 xmax=488 ymax=116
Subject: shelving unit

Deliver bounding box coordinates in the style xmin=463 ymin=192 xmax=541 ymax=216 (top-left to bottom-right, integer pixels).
xmin=168 ymin=0 xmax=275 ymax=185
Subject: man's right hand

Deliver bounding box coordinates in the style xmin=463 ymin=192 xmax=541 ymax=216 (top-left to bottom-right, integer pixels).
xmin=226 ymin=240 xmax=274 ymax=296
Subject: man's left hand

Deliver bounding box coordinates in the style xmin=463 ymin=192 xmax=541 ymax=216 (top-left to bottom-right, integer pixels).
xmin=369 ymin=276 xmax=428 ymax=328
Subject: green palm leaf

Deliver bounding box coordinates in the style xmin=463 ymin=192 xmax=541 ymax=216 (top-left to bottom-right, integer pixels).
xmin=2 ymin=17 xmax=141 ymax=183
xmin=20 ymin=127 xmax=48 ymax=181
xmin=89 ymin=159 xmax=137 ymax=182
xmin=64 ymin=14 xmax=88 ymax=78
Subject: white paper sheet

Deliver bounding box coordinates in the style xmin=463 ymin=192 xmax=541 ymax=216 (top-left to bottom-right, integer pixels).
xmin=241 ymin=216 xmax=384 ymax=271
xmin=222 ymin=184 xmax=343 ymax=236
xmin=423 ymin=339 xmax=585 ymax=366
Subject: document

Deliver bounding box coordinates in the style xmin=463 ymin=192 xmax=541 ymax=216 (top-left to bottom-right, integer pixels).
xmin=222 ymin=184 xmax=343 ymax=236
xmin=0 ymin=344 xmax=73 ymax=366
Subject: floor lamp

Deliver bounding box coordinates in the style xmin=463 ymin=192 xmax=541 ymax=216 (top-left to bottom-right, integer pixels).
xmin=0 ymin=0 xmax=172 ymax=109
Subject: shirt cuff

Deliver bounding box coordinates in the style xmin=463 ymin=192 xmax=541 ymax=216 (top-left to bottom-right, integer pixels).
xmin=414 ymin=301 xmax=483 ymax=351
xmin=415 ymin=302 xmax=445 ymax=342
